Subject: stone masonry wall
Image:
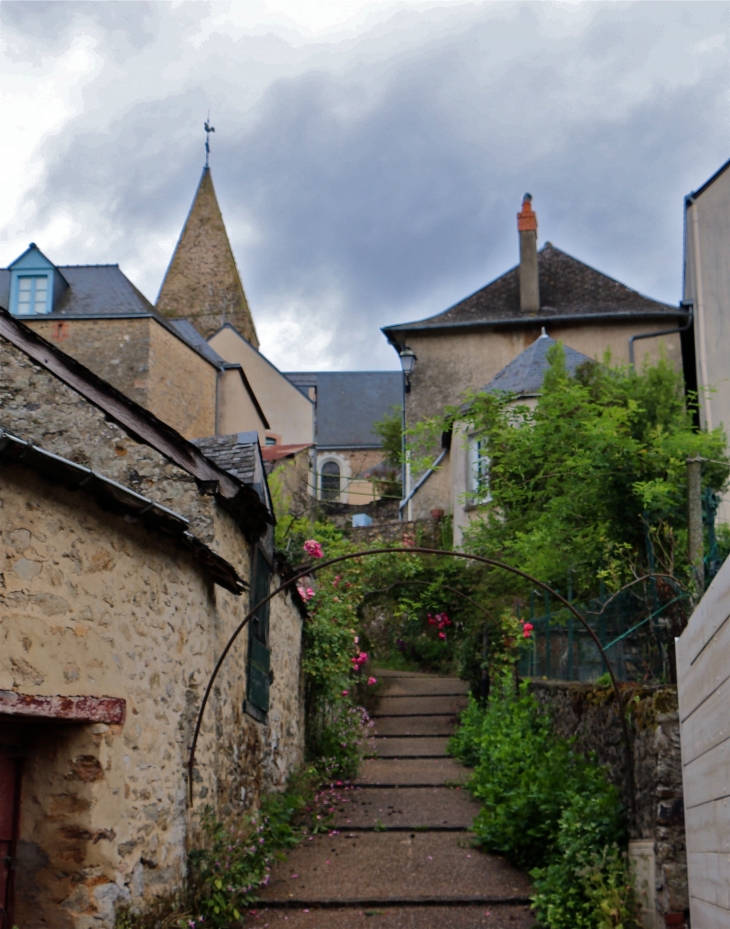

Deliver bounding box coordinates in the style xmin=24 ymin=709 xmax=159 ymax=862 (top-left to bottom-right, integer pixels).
xmin=26 ymin=316 xmax=218 ymax=441
xmin=27 ymin=316 xmax=152 ymax=408
xmin=0 ymin=335 xmax=305 ymax=926
xmin=529 ymin=681 xmax=687 ymax=922
xmin=0 ymin=334 xmax=216 ymax=542
xmin=0 ymin=463 xmax=304 ymax=928
xmin=147 ymin=318 xmax=217 ymax=439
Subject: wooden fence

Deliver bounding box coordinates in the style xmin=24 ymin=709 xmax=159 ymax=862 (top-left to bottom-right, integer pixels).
xmin=676 ymin=560 xmax=730 ymax=927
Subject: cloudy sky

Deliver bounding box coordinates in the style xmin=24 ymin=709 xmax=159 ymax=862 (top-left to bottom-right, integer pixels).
xmin=1 ymin=1 xmax=728 ymax=370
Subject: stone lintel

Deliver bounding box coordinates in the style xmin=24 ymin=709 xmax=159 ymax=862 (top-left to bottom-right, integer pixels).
xmin=0 ymin=690 xmax=126 ymax=725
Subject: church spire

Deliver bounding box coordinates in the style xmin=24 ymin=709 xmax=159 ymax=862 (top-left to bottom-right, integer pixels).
xmin=156 ymin=167 xmax=259 ymax=347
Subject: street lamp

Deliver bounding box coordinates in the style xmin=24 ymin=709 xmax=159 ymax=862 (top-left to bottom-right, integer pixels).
xmin=398 ymin=347 xmax=416 ymax=393
xmin=398 ymin=348 xmax=416 ymax=521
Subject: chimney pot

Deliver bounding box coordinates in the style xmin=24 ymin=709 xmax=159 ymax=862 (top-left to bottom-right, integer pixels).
xmin=517 ymin=194 xmax=540 ymax=312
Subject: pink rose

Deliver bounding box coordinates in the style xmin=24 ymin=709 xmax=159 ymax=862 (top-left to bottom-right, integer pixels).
xmin=297 ymin=586 xmax=315 ymax=601
xmin=303 ymin=539 xmax=324 ymax=558
xmin=438 ymin=631 xmax=446 ymax=640
xmin=367 ymin=677 xmax=377 ymax=685
xmin=342 ymin=690 xmax=349 ymax=696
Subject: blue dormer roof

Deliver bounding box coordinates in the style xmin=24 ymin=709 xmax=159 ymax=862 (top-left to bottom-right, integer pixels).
xmin=7 ymin=244 xmax=68 ymax=316
xmin=481 ymin=329 xmax=594 ymax=398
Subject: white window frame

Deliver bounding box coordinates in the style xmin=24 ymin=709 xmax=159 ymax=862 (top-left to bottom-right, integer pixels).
xmin=14 ymin=274 xmax=51 ymax=315
xmin=467 ymin=434 xmax=491 ymax=505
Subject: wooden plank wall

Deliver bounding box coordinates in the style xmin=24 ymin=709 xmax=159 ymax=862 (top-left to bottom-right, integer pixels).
xmin=676 ymin=561 xmax=730 ymax=927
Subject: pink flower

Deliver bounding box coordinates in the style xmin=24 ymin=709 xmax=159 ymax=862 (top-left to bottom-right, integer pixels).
xmin=367 ymin=677 xmax=377 ymax=685
xmin=523 ymin=622 xmax=534 ymax=632
xmin=354 ymin=635 xmax=359 ymax=644
xmin=297 ymin=586 xmax=315 ymax=601
xmin=303 ymin=539 xmax=324 ymax=558
xmin=438 ymin=632 xmax=446 ymax=640
xmin=341 ymin=690 xmax=349 ymax=696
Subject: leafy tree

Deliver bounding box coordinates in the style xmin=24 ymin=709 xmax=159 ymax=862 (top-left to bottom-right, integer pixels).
xmin=450 ymin=346 xmax=728 ymax=600
xmin=372 ymin=406 xmax=403 ymax=471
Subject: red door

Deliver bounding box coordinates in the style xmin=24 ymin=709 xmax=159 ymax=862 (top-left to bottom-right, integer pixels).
xmin=0 ymin=754 xmax=21 ymax=929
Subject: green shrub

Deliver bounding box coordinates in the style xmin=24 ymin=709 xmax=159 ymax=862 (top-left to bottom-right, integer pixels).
xmin=449 ymin=677 xmax=640 ymax=926
xmin=531 ymin=794 xmax=640 ymax=928
xmin=187 ymin=790 xmax=304 ymax=927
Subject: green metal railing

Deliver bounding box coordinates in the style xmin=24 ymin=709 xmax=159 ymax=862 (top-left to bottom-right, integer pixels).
xmin=517 ymin=584 xmax=689 ymax=684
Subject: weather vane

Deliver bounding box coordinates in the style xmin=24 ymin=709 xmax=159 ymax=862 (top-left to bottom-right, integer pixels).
xmin=204 ymin=116 xmax=215 ymax=168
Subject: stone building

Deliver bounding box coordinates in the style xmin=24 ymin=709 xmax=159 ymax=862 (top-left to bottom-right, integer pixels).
xmin=0 ymin=245 xmax=268 ymax=442
xmin=284 ymin=371 xmax=402 ymax=508
xmin=382 ymin=195 xmax=689 ymax=525
xmin=0 ymin=310 xmax=306 ymax=928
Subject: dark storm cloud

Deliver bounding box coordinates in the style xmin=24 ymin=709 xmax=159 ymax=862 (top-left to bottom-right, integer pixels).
xmin=8 ymin=1 xmax=730 ymax=368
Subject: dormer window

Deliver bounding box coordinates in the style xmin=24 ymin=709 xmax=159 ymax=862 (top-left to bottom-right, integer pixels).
xmin=7 ymin=243 xmax=67 ymax=316
xmin=16 ymin=275 xmax=50 ymax=315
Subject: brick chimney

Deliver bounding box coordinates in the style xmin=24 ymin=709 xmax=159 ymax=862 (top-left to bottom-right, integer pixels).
xmin=517 ymin=194 xmax=539 ymax=313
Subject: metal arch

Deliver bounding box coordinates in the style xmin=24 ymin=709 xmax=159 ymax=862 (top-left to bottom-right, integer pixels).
xmin=187 ymin=547 xmax=635 ymax=812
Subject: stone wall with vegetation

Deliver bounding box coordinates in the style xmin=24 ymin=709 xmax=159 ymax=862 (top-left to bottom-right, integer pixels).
xmin=529 ymin=680 xmax=687 ymax=921
xmin=0 ymin=336 xmax=305 ymax=927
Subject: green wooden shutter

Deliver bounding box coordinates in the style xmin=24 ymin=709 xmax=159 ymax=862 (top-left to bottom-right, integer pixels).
xmin=245 ymin=546 xmax=272 ymax=720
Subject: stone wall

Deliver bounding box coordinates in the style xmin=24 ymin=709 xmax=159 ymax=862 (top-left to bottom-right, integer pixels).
xmin=27 ymin=316 xmax=151 ymax=408
xmin=25 ymin=316 xmax=219 ymax=440
xmin=344 ymin=517 xmax=446 ymax=547
xmin=529 ymin=680 xmax=687 ymax=924
xmin=0 ymin=335 xmax=305 ymax=927
xmin=147 ymin=318 xmax=217 ymax=439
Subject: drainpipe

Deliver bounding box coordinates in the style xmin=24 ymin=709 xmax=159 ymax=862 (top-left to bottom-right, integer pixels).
xmin=628 ymin=303 xmax=693 ymax=369
xmin=688 ymin=195 xmax=712 ymax=429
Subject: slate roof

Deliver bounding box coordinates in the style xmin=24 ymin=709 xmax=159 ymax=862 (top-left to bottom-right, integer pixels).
xmin=284 ymin=372 xmax=402 ymax=448
xmin=481 ymin=331 xmax=594 ymax=397
xmin=383 ymin=244 xmax=681 ymax=339
xmin=192 ymin=432 xmax=259 ymax=485
xmin=169 ymin=319 xmax=229 ymax=368
xmin=0 ymin=264 xmax=153 ymax=316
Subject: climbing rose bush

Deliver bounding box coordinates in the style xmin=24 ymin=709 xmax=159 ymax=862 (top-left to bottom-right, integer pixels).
xmin=297 ymin=538 xmax=374 ymax=777
xmin=303 ymin=539 xmax=324 ymax=559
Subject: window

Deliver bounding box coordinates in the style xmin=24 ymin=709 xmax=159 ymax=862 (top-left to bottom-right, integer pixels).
xmin=16 ymin=275 xmax=49 ymax=315
xmin=265 ymin=437 xmax=277 ymax=446
xmin=467 ymin=435 xmax=491 ymax=504
xmin=321 ymin=460 xmax=341 ymax=501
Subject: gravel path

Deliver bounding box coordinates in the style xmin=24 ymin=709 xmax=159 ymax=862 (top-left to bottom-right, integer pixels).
xmin=249 ymin=671 xmax=536 ymax=928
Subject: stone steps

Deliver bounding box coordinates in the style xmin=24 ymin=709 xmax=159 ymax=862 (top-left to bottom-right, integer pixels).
xmin=248 ymin=670 xmax=534 ymax=928
xmin=245 ymin=903 xmax=535 ymax=927
xmin=328 ymin=786 xmax=479 ymax=830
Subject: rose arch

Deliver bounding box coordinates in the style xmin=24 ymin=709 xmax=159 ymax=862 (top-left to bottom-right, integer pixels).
xmin=188 ymin=547 xmax=635 ymax=811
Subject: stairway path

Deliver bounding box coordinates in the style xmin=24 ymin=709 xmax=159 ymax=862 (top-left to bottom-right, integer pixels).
xmin=249 ymin=670 xmax=535 ymax=928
